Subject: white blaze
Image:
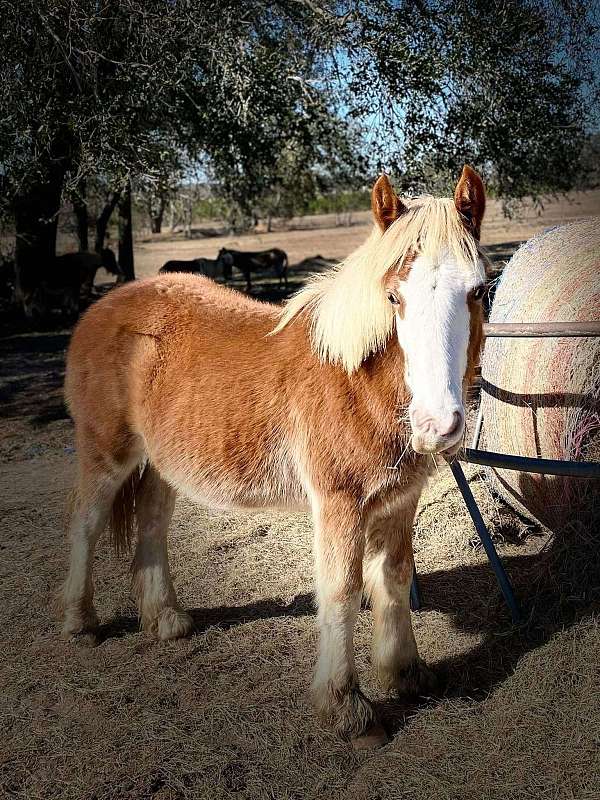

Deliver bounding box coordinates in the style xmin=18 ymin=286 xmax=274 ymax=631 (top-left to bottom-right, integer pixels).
xmin=395 ymin=252 xmax=484 ymax=453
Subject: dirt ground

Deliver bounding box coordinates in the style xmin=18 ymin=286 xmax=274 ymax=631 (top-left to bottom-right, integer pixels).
xmin=1 ymin=191 xmax=600 ymax=800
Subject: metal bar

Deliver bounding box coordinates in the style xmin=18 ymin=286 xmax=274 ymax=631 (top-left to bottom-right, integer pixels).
xmin=448 ymin=460 xmax=522 ymax=623
xmin=410 ymin=567 xmax=422 ymax=612
xmin=462 ymin=448 xmax=600 ymax=478
xmin=459 ymin=319 xmax=599 ymax=622
xmin=483 ymin=321 xmax=600 ymax=338
xmin=471 ymin=406 xmax=484 ymax=450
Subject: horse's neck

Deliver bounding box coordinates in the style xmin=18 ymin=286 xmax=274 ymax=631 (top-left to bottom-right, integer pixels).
xmin=277 ymin=315 xmax=410 ymax=448
xmin=353 ymin=336 xmax=411 ymax=439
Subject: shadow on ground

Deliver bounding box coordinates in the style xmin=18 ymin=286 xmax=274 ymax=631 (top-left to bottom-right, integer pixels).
xmin=0 ymin=329 xmax=70 ymax=421
xmin=94 ymin=511 xmax=600 ymax=740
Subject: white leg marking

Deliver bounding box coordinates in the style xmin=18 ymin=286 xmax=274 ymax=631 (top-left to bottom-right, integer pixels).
xmin=62 ymin=476 xmax=121 ymax=638
xmin=311 ymin=493 xmax=376 ymax=738
xmin=132 ymin=465 xmax=193 ymax=640
xmin=364 ymin=498 xmax=437 ymax=696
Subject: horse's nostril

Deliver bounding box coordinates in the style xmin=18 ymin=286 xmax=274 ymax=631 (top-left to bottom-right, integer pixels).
xmin=412 ymin=410 xmax=432 ymax=433
xmin=437 ymin=411 xmax=462 ymax=438
xmin=411 ymin=409 xmax=463 ymax=439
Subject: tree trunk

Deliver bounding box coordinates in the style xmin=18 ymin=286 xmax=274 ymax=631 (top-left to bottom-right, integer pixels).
xmin=13 ymin=169 xmax=64 ymax=313
xmin=118 ymin=180 xmax=135 ymax=281
xmin=148 ymin=194 xmax=166 ymax=234
xmin=167 ymin=200 xmax=177 ymax=232
xmin=183 ymin=193 xmax=192 ymax=239
xmin=72 ymin=179 xmax=88 ymax=251
xmin=95 ymin=190 xmax=120 ymax=253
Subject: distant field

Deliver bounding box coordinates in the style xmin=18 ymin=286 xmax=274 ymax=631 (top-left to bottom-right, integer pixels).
xmin=129 ymin=190 xmax=600 ymax=282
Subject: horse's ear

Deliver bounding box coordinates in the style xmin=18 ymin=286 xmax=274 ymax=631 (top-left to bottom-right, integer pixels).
xmin=454 ymin=165 xmax=486 ymax=240
xmin=372 ymin=175 xmax=406 ymax=232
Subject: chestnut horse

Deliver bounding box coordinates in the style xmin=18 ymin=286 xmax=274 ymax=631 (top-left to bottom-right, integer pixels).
xmin=60 ymin=166 xmax=486 ymax=746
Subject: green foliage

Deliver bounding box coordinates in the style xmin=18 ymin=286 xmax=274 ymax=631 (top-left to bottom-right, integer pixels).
xmin=189 ymin=197 xmax=227 ymax=223
xmin=579 ymin=133 xmax=600 ymax=189
xmin=340 ymin=0 xmax=598 ymax=201
xmin=0 ymin=0 xmax=597 ymax=223
xmin=306 ymin=190 xmax=371 ymax=216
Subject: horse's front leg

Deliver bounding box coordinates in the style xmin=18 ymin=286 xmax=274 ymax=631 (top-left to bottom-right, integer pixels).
xmin=312 ymin=492 xmax=386 ymax=745
xmin=364 ymin=494 xmax=437 ymax=697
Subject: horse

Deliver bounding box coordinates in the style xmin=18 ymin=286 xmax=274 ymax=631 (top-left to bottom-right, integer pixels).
xmin=60 ymin=166 xmax=486 ymax=747
xmin=159 ymin=257 xmax=227 ymax=281
xmin=217 ymin=247 xmax=288 ymax=292
xmin=23 ymin=249 xmax=122 ymax=319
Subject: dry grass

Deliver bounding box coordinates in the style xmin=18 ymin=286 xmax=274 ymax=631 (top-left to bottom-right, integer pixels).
xmin=2 ymin=192 xmax=600 ymax=799
xmin=2 ymin=452 xmax=599 ymax=800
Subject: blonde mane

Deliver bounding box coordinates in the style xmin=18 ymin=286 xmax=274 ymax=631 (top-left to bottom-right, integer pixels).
xmin=272 ymin=195 xmax=481 ymax=373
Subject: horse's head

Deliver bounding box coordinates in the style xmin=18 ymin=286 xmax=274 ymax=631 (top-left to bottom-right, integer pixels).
xmin=373 ymin=167 xmax=486 ymax=456
xmin=100 ymin=247 xmax=121 ymax=277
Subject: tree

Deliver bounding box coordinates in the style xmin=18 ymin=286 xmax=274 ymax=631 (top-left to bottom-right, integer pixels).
xmin=146 ymin=190 xmax=168 ymax=235
xmin=337 ymin=0 xmax=597 ymax=199
xmin=70 ymin=179 xmax=89 ymax=252
xmin=134 ymin=155 xmax=183 ymax=234
xmin=579 ymin=132 xmax=600 ymax=189
xmin=94 ymin=188 xmax=122 ymax=255
xmin=118 ymin=181 xmax=134 ymax=281
xmin=0 ymin=1 xmax=214 ymax=302
xmin=0 ymin=0 xmax=597 ymax=315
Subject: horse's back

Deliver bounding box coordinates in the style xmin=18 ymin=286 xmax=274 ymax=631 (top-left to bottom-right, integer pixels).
xmin=159 ymin=259 xmax=195 ymax=273
xmin=65 ymin=274 xmax=279 ymax=438
xmin=66 ymin=273 xmax=304 ymax=508
xmin=51 ymin=251 xmax=101 ymax=288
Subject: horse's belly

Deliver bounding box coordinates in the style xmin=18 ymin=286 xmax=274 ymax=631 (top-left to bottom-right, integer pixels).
xmin=145 ymin=435 xmax=310 ymax=514
xmin=162 ymin=469 xmax=310 ymax=514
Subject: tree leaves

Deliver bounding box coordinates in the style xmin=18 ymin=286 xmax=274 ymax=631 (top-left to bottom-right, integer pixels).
xmin=0 ymin=0 xmax=597 ymax=218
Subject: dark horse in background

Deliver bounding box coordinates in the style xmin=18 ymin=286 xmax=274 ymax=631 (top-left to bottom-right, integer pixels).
xmin=218 ymin=247 xmax=288 ymax=293
xmin=19 ymin=249 xmax=122 ymax=320
xmin=159 ymin=257 xmax=227 ymax=280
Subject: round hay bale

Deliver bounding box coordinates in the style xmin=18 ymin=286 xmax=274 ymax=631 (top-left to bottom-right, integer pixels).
xmin=480 ymin=218 xmax=600 ymax=532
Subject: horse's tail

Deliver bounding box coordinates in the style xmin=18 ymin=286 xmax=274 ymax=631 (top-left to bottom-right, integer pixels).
xmin=109 ymin=465 xmax=144 ymax=556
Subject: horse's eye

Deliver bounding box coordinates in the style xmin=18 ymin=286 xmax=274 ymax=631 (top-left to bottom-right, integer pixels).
xmin=472 ymin=285 xmax=485 ymax=301
xmin=387 ymin=292 xmax=400 ymax=305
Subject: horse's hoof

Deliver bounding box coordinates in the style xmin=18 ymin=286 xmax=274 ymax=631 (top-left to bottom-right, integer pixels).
xmin=351 ymin=723 xmax=390 ymax=750
xmin=61 ymin=608 xmax=100 ymax=645
xmin=384 ymin=658 xmax=439 ymax=698
xmin=65 ymin=630 xmax=100 ymax=648
xmin=156 ymin=607 xmax=194 ymax=641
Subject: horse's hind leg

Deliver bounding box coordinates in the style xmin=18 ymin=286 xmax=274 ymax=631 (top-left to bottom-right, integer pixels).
xmin=132 ymin=465 xmax=193 ymax=640
xmin=61 ymin=456 xmax=134 ymax=641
